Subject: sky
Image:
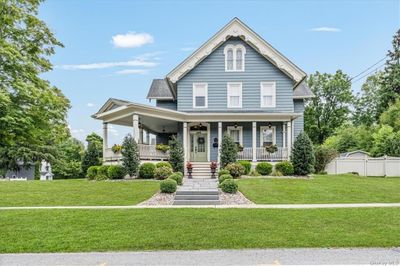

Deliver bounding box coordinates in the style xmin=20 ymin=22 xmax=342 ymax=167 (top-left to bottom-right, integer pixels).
xmin=39 ymin=0 xmax=400 ymax=145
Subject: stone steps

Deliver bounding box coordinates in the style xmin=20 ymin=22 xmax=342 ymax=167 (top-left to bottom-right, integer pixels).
xmin=173 ymin=199 xmax=220 ymax=205
xmin=173 ymin=178 xmax=220 ymax=205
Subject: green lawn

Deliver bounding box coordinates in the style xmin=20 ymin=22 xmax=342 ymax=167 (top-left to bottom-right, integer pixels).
xmin=0 ymin=179 xmax=159 ymax=206
xmin=0 ymin=208 xmax=399 ymax=253
xmin=238 ymin=174 xmax=400 ymax=204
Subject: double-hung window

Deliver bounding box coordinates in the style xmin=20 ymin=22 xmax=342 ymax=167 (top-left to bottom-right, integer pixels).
xmin=227 ymin=82 xmax=242 ymax=108
xmin=193 ymin=83 xmax=208 ymax=108
xmin=260 ymin=126 xmax=276 ymax=147
xmin=260 ymin=82 xmax=276 ymax=108
xmin=227 ymin=126 xmax=243 ymax=145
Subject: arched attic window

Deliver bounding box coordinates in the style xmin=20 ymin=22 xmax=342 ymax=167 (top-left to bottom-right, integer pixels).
xmin=224 ymin=44 xmax=246 ymax=72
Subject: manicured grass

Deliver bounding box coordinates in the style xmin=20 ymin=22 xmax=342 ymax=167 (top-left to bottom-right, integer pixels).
xmin=0 ymin=179 xmax=159 ymax=206
xmin=0 ymin=208 xmax=399 ymax=252
xmin=237 ymin=174 xmax=400 ymax=204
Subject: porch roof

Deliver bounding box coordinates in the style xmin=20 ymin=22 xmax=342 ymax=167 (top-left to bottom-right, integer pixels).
xmin=92 ymin=99 xmax=302 ymax=128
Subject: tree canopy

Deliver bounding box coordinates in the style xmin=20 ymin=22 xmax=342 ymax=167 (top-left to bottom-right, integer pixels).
xmin=0 ymin=0 xmax=70 ymax=171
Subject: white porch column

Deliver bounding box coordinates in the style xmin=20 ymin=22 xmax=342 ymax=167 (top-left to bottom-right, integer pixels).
xmin=282 ymin=122 xmax=286 ymax=148
xmin=287 ymin=121 xmax=292 ymax=158
xmin=132 ymin=114 xmax=139 ymax=143
xmin=252 ymin=122 xmax=257 ymax=162
xmin=183 ymin=122 xmax=188 ymax=174
xmin=103 ymin=122 xmax=108 ymax=161
xmin=218 ymin=122 xmax=222 ymax=166
xmin=139 ymin=127 xmax=143 ymax=144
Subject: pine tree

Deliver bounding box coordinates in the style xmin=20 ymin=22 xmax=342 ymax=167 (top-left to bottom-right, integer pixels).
xmin=121 ymin=134 xmax=140 ymax=176
xmin=169 ymin=136 xmax=184 ymax=173
xmin=220 ymin=134 xmax=238 ymax=168
xmin=81 ymin=141 xmax=102 ymax=175
xmin=291 ymin=132 xmax=315 ymax=175
xmin=379 ymin=29 xmax=400 ymax=115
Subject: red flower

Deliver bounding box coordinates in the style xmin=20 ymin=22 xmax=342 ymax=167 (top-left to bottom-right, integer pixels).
xmin=186 ymin=162 xmax=193 ymax=169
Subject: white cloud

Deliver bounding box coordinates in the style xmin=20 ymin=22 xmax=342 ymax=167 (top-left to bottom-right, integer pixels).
xmin=309 ymin=27 xmax=341 ymax=32
xmin=87 ymin=103 xmax=95 ymax=107
xmin=181 ymin=47 xmax=195 ymax=52
xmin=112 ymin=32 xmax=154 ymax=48
xmin=58 ymin=59 xmax=158 ymax=70
xmin=115 ymin=69 xmax=150 ymax=75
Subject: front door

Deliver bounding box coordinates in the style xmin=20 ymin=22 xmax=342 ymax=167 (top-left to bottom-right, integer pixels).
xmin=190 ymin=132 xmax=208 ymax=162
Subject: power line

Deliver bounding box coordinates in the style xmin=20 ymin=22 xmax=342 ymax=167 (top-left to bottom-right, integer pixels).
xmin=350 ymin=56 xmax=387 ymax=81
xmin=351 ymin=63 xmax=386 ymax=84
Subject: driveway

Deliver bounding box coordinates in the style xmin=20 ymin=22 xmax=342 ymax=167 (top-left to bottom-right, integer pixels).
xmin=1 ymin=248 xmax=399 ymax=265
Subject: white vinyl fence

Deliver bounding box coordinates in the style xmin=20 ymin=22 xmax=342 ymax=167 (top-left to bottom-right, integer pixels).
xmin=326 ymin=156 xmax=400 ymax=177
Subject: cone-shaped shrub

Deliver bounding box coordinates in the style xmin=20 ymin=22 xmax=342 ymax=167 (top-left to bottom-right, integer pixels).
xmin=291 ymin=132 xmax=315 ymax=175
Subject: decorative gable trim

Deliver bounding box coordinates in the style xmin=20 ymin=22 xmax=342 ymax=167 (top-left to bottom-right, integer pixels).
xmin=167 ymin=18 xmax=306 ymax=84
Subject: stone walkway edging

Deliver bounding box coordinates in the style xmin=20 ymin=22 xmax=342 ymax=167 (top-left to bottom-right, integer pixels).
xmin=1 ymin=202 xmax=400 ymax=210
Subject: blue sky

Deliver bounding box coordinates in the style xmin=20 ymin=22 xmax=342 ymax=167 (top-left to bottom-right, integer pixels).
xmin=39 ymin=0 xmax=400 ymax=145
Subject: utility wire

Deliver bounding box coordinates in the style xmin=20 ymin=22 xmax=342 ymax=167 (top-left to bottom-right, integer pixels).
xmin=350 ymin=56 xmax=387 ymax=81
xmin=351 ymin=63 xmax=386 ymax=84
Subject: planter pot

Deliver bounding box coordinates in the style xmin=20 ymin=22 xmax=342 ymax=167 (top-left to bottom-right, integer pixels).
xmin=187 ymin=168 xmax=193 ymax=179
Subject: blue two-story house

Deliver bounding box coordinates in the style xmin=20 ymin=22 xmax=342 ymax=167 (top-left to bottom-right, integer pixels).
xmin=93 ymin=18 xmax=313 ymax=172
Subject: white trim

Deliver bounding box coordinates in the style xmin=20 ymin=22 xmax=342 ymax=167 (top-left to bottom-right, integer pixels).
xmin=227 ymin=126 xmax=243 ymax=145
xmin=259 ymin=126 xmax=276 ymax=147
xmin=218 ymin=122 xmax=222 ymax=165
xmin=252 ymin=122 xmax=257 ymax=162
xmin=260 ymin=82 xmax=276 ymax=108
xmin=192 ymin=83 xmax=208 ymax=108
xmin=167 ymin=18 xmax=306 ymax=84
xmin=188 ymin=122 xmax=210 ymax=162
xmin=223 ymin=44 xmax=246 ymax=72
xmin=227 ymin=82 xmax=242 ymax=108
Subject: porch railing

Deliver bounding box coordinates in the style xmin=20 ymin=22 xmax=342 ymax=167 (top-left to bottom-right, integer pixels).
xmin=104 ymin=144 xmax=169 ymax=163
xmin=237 ymin=147 xmax=288 ymax=161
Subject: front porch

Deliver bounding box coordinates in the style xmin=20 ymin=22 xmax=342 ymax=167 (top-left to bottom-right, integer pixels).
xmin=93 ymin=100 xmax=300 ymax=165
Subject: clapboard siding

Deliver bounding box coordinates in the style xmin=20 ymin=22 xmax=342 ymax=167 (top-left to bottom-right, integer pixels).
xmin=293 ymin=99 xmax=304 ymax=138
xmin=156 ymin=100 xmax=177 ymax=110
xmin=177 ymin=37 xmax=294 ymax=112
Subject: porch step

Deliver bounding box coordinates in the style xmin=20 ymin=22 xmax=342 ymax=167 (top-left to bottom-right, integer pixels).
xmin=173 ymin=200 xmax=220 ymax=205
xmin=176 ymin=190 xmax=219 ymax=196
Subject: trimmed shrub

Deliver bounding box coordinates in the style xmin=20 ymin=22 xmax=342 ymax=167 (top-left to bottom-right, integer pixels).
xmin=107 ymin=165 xmax=126 ymax=179
xmin=314 ymin=146 xmax=338 ymax=174
xmin=154 ymin=166 xmax=173 ymax=180
xmin=291 ymin=132 xmax=315 ymax=175
xmin=168 ymin=172 xmax=183 ymax=185
xmin=275 ymin=161 xmax=294 ymax=176
xmin=220 ymin=134 xmax=238 ymax=167
xmin=218 ymin=173 xmax=233 ymax=184
xmin=218 ymin=169 xmax=230 ymax=177
xmin=139 ymin=163 xmax=156 ymax=179
xmin=156 ymin=162 xmax=172 ymax=169
xmin=238 ymin=160 xmax=251 ymax=175
xmin=225 ymin=163 xmax=245 ymax=178
xmin=256 ymin=162 xmax=273 ymax=176
xmin=220 ymin=179 xmax=238 ymax=194
xmin=86 ymin=166 xmax=100 ymax=180
xmin=160 ymin=179 xmax=177 ymax=193
xmin=96 ymin=165 xmax=109 ymax=180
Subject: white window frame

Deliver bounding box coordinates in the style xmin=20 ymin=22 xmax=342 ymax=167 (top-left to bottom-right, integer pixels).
xmin=192 ymin=83 xmax=208 ymax=108
xmin=223 ymin=44 xmax=246 ymax=72
xmin=260 ymin=126 xmax=276 ymax=147
xmin=227 ymin=126 xmax=243 ymax=145
xmin=227 ymin=82 xmax=242 ymax=108
xmin=260 ymin=81 xmax=276 ymax=108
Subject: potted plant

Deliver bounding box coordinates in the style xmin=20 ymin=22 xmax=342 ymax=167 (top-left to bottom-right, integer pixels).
xmin=237 ymin=144 xmax=244 ymax=152
xmin=186 ymin=161 xmax=193 ymax=179
xmin=265 ymin=144 xmax=278 ymax=160
xmin=111 ymin=144 xmax=122 ymax=154
xmin=210 ymin=161 xmax=218 ymax=179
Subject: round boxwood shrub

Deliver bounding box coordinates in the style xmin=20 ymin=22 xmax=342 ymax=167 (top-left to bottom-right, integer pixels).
xmin=220 ymin=179 xmax=238 ymax=194
xmin=95 ymin=165 xmax=109 ymax=180
xmin=139 ymin=163 xmax=156 ymax=179
xmin=160 ymin=179 xmax=177 ymax=193
xmin=218 ymin=173 xmax=233 ymax=184
xmin=274 ymin=161 xmax=294 ymax=176
xmin=86 ymin=166 xmax=100 ymax=180
xmin=107 ymin=165 xmax=126 ymax=179
xmin=168 ymin=172 xmax=183 ymax=185
xmin=256 ymin=162 xmax=273 ymax=176
xmin=238 ymin=160 xmax=251 ymax=175
xmin=225 ymin=163 xmax=245 ymax=178
xmin=218 ymin=169 xmax=230 ymax=177
xmin=154 ymin=166 xmax=173 ymax=180
xmin=156 ymin=162 xmax=172 ymax=169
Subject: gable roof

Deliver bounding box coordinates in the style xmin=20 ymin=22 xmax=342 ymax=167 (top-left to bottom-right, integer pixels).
xmin=167 ymin=17 xmax=306 ymax=85
xmin=94 ymin=98 xmax=132 ymax=116
xmin=146 ymin=79 xmax=174 ymax=100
